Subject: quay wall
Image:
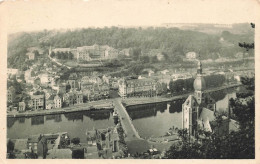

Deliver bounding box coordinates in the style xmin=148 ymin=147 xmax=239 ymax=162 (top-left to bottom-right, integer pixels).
xmin=123 ymin=83 xmax=241 ymax=107
xmin=7 ymin=105 xmax=113 ymax=118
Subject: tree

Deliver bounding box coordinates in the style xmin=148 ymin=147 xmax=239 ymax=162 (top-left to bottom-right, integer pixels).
xmin=169 ymin=79 xmax=175 ymax=94
xmin=131 ymin=48 xmax=141 ymax=60
xmin=140 ymin=56 xmax=150 ymax=63
xmin=56 ymin=51 xmax=61 ymax=59
xmin=71 ymin=137 xmax=80 ymax=145
xmin=151 ymin=55 xmax=158 ymax=63
xmin=7 ymin=140 xmax=14 ymax=153
xmin=33 ymin=50 xmax=39 ymax=59
xmin=50 ymin=51 xmax=55 ymax=58
xmin=238 ymin=23 xmax=255 ymax=51
xmin=165 ymin=74 xmax=255 ymax=159
xmin=68 ymin=52 xmax=74 ymax=59
xmin=7 ymin=140 xmax=16 ymax=159
xmin=66 ymin=84 xmax=71 ymax=92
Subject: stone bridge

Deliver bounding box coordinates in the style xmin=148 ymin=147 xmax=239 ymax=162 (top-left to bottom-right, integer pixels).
xmin=113 ymin=98 xmax=141 ymax=141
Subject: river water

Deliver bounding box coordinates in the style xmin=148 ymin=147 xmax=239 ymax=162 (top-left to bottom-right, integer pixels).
xmin=7 ymin=88 xmax=237 ymax=142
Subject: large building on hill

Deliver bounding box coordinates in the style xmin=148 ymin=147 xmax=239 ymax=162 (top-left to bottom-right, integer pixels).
xmin=182 ymin=60 xmax=238 ymax=137
xmin=49 ymin=44 xmax=119 ymax=62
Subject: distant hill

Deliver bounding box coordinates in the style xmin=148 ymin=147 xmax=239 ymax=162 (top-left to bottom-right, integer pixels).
xmin=7 ymin=24 xmax=254 ymax=69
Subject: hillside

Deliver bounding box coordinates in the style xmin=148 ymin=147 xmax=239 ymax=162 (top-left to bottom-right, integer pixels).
xmin=7 ymin=25 xmax=254 ymax=69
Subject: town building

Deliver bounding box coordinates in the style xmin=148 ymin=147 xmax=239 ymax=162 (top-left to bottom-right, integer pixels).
xmin=185 ymin=52 xmax=198 ymax=61
xmin=30 ymin=95 xmax=45 ymax=110
xmin=119 ymin=48 xmax=130 ymax=56
xmin=156 ymin=53 xmax=165 ymax=61
xmin=118 ymin=78 xmax=157 ymax=98
xmin=24 ymin=69 xmax=35 ymax=84
xmin=171 ymin=73 xmax=193 ymax=81
xmin=39 ymin=74 xmax=50 ymax=85
xmin=7 ymin=86 xmax=15 ymax=103
xmin=54 ymin=95 xmax=62 ymax=108
xmin=50 ymin=44 xmax=119 ymax=62
xmin=18 ymin=102 xmax=26 ymax=111
xmin=7 ymin=68 xmax=19 ymax=77
xmin=67 ymin=73 xmax=79 ymax=90
xmin=46 ymin=95 xmax=55 ymax=110
xmin=160 ymin=69 xmax=170 ymax=75
xmin=63 ymin=91 xmax=83 ymax=107
xmin=27 ymin=132 xmax=70 ymax=159
xmin=26 ymin=52 xmax=35 ymax=60
xmin=27 ymin=134 xmax=47 ymax=157
xmin=88 ymin=127 xmax=120 ymax=154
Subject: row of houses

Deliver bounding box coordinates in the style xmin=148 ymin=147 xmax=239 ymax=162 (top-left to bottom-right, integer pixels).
xmin=29 ymin=90 xmax=84 ymax=110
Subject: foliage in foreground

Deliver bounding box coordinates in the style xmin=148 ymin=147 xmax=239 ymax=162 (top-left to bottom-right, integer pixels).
xmin=165 ymin=77 xmax=255 ymax=159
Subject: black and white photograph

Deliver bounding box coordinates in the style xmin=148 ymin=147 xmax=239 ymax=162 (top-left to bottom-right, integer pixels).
xmin=1 ymin=0 xmax=258 ymax=161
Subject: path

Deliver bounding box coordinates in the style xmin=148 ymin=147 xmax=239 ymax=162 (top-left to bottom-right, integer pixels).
xmin=48 ymin=54 xmax=72 ymax=69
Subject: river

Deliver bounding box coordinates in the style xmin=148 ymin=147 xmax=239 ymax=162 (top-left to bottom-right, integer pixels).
xmin=7 ymin=88 xmax=238 ymax=142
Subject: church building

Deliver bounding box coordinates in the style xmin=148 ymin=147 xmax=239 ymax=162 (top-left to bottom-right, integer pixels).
xmin=182 ymin=60 xmax=216 ymax=136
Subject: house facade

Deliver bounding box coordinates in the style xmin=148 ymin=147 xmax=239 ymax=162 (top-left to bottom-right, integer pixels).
xmin=118 ymin=78 xmax=157 ymax=98
xmin=50 ymin=44 xmax=119 ymax=62
xmin=63 ymin=91 xmax=83 ymax=107
xmin=18 ymin=102 xmax=26 ymax=111
xmin=54 ymin=95 xmax=62 ymax=108
xmin=7 ymin=86 xmax=15 ymax=103
xmin=30 ymin=95 xmax=45 ymax=110
xmin=26 ymin=52 xmax=35 ymax=60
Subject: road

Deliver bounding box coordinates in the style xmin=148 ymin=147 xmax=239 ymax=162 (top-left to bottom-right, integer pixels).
xmin=48 ymin=53 xmax=72 ymax=69
xmin=113 ymin=98 xmax=141 ymax=141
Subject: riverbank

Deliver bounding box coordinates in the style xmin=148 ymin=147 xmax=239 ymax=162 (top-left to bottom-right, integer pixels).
xmin=123 ymin=83 xmax=241 ymax=107
xmin=7 ymin=83 xmax=241 ymax=118
xmin=7 ymin=100 xmax=114 ymax=118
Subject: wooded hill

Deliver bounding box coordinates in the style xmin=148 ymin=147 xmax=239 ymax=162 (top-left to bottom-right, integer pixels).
xmin=8 ymin=25 xmax=254 ymax=69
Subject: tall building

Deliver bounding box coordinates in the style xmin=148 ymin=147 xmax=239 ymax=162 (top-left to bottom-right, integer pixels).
xmin=7 ymin=86 xmax=15 ymax=103
xmin=118 ymin=78 xmax=157 ymax=98
xmin=182 ymin=60 xmax=216 ymax=136
xmin=30 ymin=95 xmax=45 ymax=110
xmin=54 ymin=95 xmax=62 ymax=108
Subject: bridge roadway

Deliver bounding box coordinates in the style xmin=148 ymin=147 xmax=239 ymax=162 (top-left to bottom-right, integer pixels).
xmin=113 ymin=98 xmax=141 ymax=141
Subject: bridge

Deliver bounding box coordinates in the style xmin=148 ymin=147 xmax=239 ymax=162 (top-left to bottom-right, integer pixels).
xmin=113 ymin=98 xmax=141 ymax=141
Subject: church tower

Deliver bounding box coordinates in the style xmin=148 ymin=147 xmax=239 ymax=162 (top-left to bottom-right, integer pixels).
xmin=193 ymin=60 xmax=206 ymax=105
xmin=182 ymin=59 xmax=206 ymax=136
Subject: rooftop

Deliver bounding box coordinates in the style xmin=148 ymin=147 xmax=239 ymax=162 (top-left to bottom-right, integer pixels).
xmin=31 ymin=95 xmax=44 ymax=99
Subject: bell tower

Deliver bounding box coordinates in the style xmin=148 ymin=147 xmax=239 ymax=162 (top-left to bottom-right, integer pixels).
xmin=193 ymin=60 xmax=206 ymax=105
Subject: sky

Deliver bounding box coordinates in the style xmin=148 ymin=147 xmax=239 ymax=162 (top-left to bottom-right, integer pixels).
xmin=1 ymin=0 xmax=259 ymax=33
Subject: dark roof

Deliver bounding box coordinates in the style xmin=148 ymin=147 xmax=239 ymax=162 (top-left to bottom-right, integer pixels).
xmin=28 ymin=135 xmax=40 ymax=143
xmin=31 ymin=95 xmax=44 ymax=99
xmin=199 ymin=107 xmax=215 ymax=122
xmin=183 ymin=95 xmax=198 ymax=107
xmin=48 ymin=95 xmax=55 ymax=100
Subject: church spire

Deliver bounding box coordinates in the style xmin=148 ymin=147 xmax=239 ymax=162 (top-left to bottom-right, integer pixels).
xmin=193 ymin=56 xmax=206 ymax=104
xmin=197 ymin=60 xmax=202 ymax=75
